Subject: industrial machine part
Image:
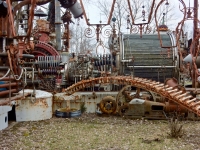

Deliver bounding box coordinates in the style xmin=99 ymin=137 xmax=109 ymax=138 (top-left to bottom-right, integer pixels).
xmin=0 ymin=0 xmax=199 ymax=122
xmin=64 ymin=76 xmax=200 ymax=117
xmin=55 ymin=108 xmax=81 ymax=118
xmin=120 ymin=32 xmax=177 ymax=82
xmin=58 ymin=0 xmax=83 ymax=18
xmin=118 ymin=98 xmax=188 ymax=119
xmin=120 ymin=98 xmax=167 ymax=119
xmin=99 ymin=96 xmax=117 ymax=114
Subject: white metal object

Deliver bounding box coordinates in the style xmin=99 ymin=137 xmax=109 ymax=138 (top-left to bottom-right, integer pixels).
xmin=69 ymin=1 xmax=83 ymax=18
xmin=183 ymin=54 xmax=192 ymax=63
xmin=53 ymin=92 xmax=118 ymax=113
xmin=129 ymin=98 xmax=145 ymax=104
xmin=16 ymin=89 xmax=53 ymax=122
xmin=0 ymin=106 xmax=12 ymax=130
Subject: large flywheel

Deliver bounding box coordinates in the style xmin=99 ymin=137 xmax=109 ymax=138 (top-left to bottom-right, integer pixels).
xmin=33 ymin=41 xmax=59 ymax=57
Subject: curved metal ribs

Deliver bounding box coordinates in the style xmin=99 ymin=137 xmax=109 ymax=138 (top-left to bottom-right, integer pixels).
xmin=35 ymin=41 xmax=59 ymax=56
xmin=65 ymin=76 xmax=200 ymax=117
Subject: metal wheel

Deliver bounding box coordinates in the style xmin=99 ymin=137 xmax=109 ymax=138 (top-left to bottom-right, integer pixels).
xmin=99 ymin=96 xmax=117 ymax=114
xmin=55 ymin=108 xmax=81 ymax=118
xmin=116 ymin=85 xmax=132 ymax=108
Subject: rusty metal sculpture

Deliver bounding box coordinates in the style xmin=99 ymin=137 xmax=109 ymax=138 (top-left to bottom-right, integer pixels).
xmin=0 ymin=0 xmax=199 ymax=121
xmin=127 ymin=0 xmax=155 ymax=38
xmin=65 ymin=76 xmax=200 ymax=117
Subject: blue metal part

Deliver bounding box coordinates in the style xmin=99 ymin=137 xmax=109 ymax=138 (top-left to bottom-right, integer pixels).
xmin=0 ymin=81 xmax=6 ymax=92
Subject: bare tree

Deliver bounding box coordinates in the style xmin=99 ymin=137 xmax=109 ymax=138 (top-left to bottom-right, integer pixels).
xmin=94 ymin=0 xmax=179 ymax=33
xmin=69 ymin=23 xmax=96 ymax=54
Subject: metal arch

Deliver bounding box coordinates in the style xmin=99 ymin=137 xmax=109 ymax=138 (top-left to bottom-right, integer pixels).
xmin=116 ymin=85 xmax=132 ymax=108
xmin=154 ymin=0 xmax=187 ymax=48
xmin=32 ymin=51 xmax=48 ymax=57
xmin=65 ymin=76 xmax=200 ymax=117
xmin=34 ymin=41 xmax=60 ymax=56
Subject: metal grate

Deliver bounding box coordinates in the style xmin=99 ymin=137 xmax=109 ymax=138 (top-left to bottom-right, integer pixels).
xmin=123 ymin=34 xmax=176 ymax=82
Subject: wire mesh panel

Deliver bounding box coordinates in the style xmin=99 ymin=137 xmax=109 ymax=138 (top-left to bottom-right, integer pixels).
xmin=122 ymin=33 xmax=177 ymax=82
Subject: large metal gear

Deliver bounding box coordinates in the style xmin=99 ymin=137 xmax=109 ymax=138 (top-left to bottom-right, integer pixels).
xmin=99 ymin=96 xmax=117 ymax=114
xmin=33 ymin=41 xmax=59 ymax=56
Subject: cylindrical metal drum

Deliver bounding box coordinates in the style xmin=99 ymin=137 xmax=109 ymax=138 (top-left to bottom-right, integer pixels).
xmin=15 ymin=89 xmax=53 ymax=121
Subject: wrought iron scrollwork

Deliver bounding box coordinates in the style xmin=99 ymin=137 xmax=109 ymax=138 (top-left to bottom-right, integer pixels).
xmin=84 ymin=26 xmax=95 ymax=38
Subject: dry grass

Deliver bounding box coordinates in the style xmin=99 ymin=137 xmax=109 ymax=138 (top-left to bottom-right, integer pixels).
xmin=0 ymin=114 xmax=200 ymax=150
xmin=168 ymin=118 xmax=184 ymax=138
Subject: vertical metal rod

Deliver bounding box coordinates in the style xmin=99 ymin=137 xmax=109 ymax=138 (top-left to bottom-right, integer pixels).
xmin=55 ymin=0 xmax=62 ymax=51
xmin=192 ymin=0 xmax=199 ymax=87
xmin=3 ymin=37 xmax=6 ymax=52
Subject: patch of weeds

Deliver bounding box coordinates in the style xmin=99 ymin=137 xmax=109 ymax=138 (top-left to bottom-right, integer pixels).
xmin=23 ymin=131 xmax=30 ymax=136
xmin=80 ymin=101 xmax=87 ymax=113
xmin=168 ymin=118 xmax=184 ymax=138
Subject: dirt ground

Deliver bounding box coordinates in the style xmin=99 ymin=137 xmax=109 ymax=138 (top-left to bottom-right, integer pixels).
xmin=0 ymin=113 xmax=200 ymax=150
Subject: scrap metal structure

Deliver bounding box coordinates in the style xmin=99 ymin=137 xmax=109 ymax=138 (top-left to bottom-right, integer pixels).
xmin=0 ymin=0 xmax=200 ymax=129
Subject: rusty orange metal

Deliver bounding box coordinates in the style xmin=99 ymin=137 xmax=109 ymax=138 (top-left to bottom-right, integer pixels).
xmin=65 ymin=76 xmax=200 ymax=117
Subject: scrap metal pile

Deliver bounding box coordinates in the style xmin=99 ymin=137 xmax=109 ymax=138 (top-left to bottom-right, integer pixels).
xmin=0 ymin=0 xmax=199 ymax=120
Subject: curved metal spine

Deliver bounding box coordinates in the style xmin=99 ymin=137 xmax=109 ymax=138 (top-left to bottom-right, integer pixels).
xmin=65 ymin=76 xmax=200 ymax=117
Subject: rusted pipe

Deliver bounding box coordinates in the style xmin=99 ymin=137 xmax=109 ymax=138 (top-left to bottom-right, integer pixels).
xmin=6 ymin=0 xmax=16 ymax=37
xmin=165 ymin=102 xmax=188 ymax=113
xmin=0 ymin=89 xmax=18 ymax=96
xmin=0 ymin=92 xmax=31 ymax=106
xmin=0 ymin=77 xmax=15 ymax=81
xmin=25 ymin=0 xmax=37 ymax=41
xmin=192 ymin=0 xmax=199 ymax=87
xmin=0 ymin=82 xmax=18 ymax=88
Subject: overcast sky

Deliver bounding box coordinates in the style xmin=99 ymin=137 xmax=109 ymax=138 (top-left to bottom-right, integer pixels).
xmin=39 ymin=0 xmax=198 ymax=38
xmin=79 ymin=0 xmax=199 ymax=38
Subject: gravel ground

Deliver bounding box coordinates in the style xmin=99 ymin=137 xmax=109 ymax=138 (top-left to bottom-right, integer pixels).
xmin=0 ymin=113 xmax=200 ymax=150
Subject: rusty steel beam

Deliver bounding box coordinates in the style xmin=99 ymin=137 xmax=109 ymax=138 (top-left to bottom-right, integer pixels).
xmin=6 ymin=0 xmax=16 ymax=37
xmin=26 ymin=0 xmax=36 ymax=41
